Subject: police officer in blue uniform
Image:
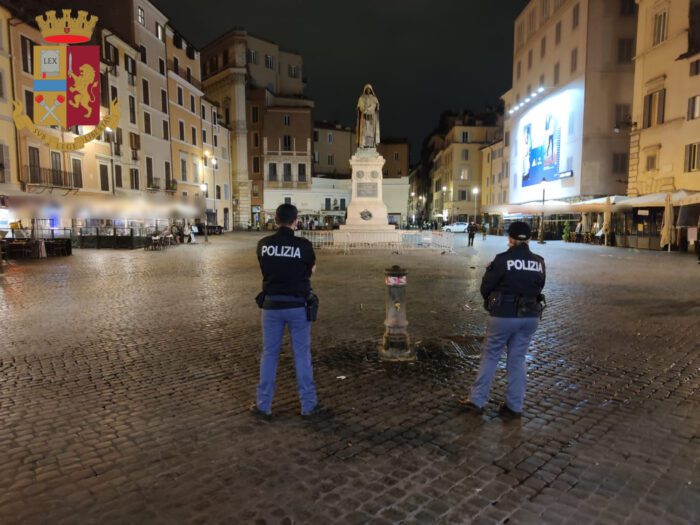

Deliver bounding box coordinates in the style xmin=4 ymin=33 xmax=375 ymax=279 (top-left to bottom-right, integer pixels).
xmin=252 ymin=204 xmax=322 ymax=420
xmin=461 ymin=221 xmax=546 ymax=419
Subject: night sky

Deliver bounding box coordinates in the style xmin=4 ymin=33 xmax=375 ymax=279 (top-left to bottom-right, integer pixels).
xmin=159 ymin=0 xmax=529 ymax=159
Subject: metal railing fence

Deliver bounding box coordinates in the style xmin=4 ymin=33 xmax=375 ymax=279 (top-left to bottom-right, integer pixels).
xmin=296 ymin=230 xmax=454 ymax=253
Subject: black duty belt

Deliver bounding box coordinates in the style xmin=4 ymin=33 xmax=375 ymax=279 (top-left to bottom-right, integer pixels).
xmin=263 ymin=294 xmax=306 ymax=309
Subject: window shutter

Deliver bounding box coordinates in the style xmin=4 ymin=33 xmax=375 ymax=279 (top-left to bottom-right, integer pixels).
xmin=689 ymin=97 xmax=694 ymax=121
xmin=100 ymin=72 xmax=109 ymax=108
xmin=130 ymin=132 xmax=140 ymax=150
xmin=657 ymin=89 xmax=666 ymax=124
xmin=643 ymin=94 xmax=652 ymax=128
xmin=685 ymin=145 xmax=691 ymax=172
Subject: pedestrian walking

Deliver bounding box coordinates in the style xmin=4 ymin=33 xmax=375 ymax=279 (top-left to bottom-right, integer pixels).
xmin=460 ymin=221 xmax=546 ymax=419
xmin=482 ymin=224 xmax=488 ymax=240
xmin=190 ymin=224 xmax=198 ymax=243
xmin=183 ymin=223 xmax=191 ymax=243
xmin=467 ymin=222 xmax=477 ymax=247
xmin=252 ymin=204 xmax=324 ymax=420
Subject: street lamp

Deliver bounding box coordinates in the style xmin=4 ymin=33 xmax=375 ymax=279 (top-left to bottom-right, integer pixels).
xmin=442 ymin=186 xmax=448 ymax=224
xmin=211 ymin=156 xmax=217 ymax=231
xmin=472 ymin=187 xmax=479 ymax=224
xmin=200 ymin=182 xmax=209 ymax=244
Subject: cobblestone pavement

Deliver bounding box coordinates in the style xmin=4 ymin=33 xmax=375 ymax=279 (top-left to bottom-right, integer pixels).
xmin=0 ymin=233 xmax=699 ymax=524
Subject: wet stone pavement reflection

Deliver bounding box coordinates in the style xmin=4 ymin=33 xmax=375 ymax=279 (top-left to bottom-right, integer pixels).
xmin=0 ymin=233 xmax=699 ymax=524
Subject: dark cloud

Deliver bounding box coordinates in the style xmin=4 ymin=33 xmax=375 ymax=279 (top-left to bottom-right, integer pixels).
xmin=158 ymin=0 xmax=528 ymax=160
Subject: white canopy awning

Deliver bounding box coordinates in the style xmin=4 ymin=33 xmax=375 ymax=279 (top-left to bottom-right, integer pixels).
xmin=485 ymin=192 xmax=700 ymax=215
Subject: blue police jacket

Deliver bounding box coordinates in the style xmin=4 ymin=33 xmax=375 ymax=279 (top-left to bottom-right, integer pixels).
xmin=480 ymin=243 xmax=546 ymax=318
xmin=257 ymin=227 xmax=315 ymax=297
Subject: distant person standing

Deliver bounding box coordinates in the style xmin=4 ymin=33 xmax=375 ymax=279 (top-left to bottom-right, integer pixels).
xmin=482 ymin=223 xmax=488 ymax=240
xmin=467 ymin=222 xmax=477 ymax=247
xmin=252 ymin=204 xmax=324 ymax=420
xmin=460 ymin=222 xmax=546 ymax=419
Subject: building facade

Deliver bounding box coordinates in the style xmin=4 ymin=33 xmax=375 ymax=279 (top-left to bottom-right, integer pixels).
xmin=11 ymin=6 xmax=115 ymax=225
xmin=628 ymin=0 xmax=700 ymax=196
xmin=503 ymin=0 xmax=636 ymax=205
xmin=202 ymin=30 xmax=313 ymax=228
xmin=377 ymin=139 xmax=409 ymax=179
xmin=0 ymin=4 xmax=18 ymax=205
xmin=131 ymin=0 xmax=172 ymax=198
xmin=481 ymin=140 xmax=508 ymax=208
xmin=200 ymin=29 xmax=250 ymax=228
xmin=201 ymin=97 xmax=231 ymax=230
xmin=430 ymin=119 xmax=499 ymax=223
xmin=165 ymin=25 xmax=205 ymax=207
xmin=313 ymin=121 xmax=354 ymax=178
xmin=1 ymin=0 xmax=236 ymax=232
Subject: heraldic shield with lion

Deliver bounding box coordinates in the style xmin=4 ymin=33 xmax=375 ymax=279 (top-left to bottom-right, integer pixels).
xmin=33 ymin=10 xmax=100 ymax=128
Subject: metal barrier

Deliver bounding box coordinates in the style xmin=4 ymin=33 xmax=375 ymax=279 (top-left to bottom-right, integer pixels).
xmin=296 ymin=231 xmax=335 ymax=248
xmin=296 ymin=230 xmax=454 ymax=253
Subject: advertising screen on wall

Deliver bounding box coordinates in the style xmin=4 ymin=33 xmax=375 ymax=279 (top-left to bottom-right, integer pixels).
xmin=509 ymin=81 xmax=584 ymax=203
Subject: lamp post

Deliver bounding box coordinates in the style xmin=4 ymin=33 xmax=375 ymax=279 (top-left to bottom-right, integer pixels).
xmin=442 ymin=185 xmax=447 ymax=224
xmin=211 ymin=156 xmax=217 ymax=229
xmin=472 ymin=187 xmax=479 ymax=224
xmin=200 ymin=182 xmax=209 ymax=244
xmin=538 ymin=183 xmax=546 ymax=244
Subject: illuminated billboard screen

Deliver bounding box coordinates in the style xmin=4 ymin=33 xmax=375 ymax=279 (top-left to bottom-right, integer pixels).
xmin=520 ymin=114 xmax=561 ymax=186
xmin=510 ymin=81 xmax=583 ymax=202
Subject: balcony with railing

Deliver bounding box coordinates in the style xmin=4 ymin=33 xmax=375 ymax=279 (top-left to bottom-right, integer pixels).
xmin=21 ymin=166 xmax=83 ymax=189
xmin=146 ymin=177 xmax=161 ymax=191
xmin=164 ymin=179 xmax=177 ymax=193
xmin=263 ymin=137 xmax=312 ymax=157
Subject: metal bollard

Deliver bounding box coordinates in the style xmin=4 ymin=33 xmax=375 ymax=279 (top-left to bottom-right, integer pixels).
xmin=380 ymin=265 xmax=415 ymax=361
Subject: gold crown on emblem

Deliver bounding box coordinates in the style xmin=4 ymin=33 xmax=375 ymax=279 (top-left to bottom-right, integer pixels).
xmin=35 ymin=9 xmax=98 ymax=44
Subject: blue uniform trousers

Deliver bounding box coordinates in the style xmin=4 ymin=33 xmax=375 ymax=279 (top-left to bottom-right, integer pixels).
xmin=470 ymin=316 xmax=539 ymax=413
xmin=257 ymin=304 xmax=317 ymax=415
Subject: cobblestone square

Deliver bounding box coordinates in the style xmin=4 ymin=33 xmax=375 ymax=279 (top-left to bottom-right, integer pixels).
xmin=0 ymin=234 xmax=699 ymax=524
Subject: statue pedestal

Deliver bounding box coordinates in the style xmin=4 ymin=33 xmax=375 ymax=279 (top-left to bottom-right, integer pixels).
xmin=340 ymin=149 xmax=395 ymax=231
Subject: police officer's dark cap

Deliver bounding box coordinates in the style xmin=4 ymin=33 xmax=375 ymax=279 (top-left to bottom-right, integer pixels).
xmin=275 ymin=203 xmax=298 ymax=225
xmin=508 ymin=221 xmax=531 ymax=241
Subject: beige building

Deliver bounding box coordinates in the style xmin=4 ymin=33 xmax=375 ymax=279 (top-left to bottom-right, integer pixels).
xmin=430 ymin=120 xmax=499 ymax=222
xmin=201 ymin=29 xmax=250 ymax=228
xmin=130 ymin=0 xmax=173 ymax=197
xmin=377 ymin=139 xmax=409 ymax=179
xmin=0 ymin=5 xmax=18 ymax=204
xmin=313 ymin=121 xmax=354 ymax=178
xmin=628 ymin=0 xmax=700 ymax=196
xmin=165 ymin=25 xmax=205 ymax=207
xmin=202 ymin=30 xmax=313 ymax=227
xmin=11 ymin=9 xmax=114 ymax=225
xmin=481 ymin=140 xmax=508 ymax=209
xmin=0 ymin=0 xmax=239 ymax=233
xmin=263 ymin=104 xmax=312 ymax=196
xmin=201 ymin=97 xmax=232 ymax=230
xmin=503 ymin=0 xmax=636 ymax=206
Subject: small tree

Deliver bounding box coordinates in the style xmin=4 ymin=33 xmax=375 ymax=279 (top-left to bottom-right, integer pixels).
xmin=562 ymin=221 xmax=571 ymax=242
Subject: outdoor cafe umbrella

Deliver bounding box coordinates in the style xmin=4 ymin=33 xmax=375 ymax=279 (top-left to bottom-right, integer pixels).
xmin=602 ymin=196 xmax=612 ymax=246
xmin=660 ymin=193 xmax=674 ymax=252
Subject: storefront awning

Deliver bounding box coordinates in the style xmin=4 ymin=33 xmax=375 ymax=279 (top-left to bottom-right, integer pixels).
xmin=485 ymin=192 xmax=700 ymax=215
